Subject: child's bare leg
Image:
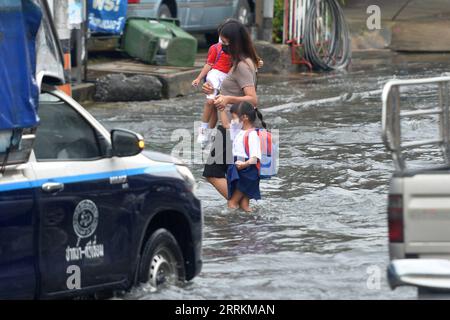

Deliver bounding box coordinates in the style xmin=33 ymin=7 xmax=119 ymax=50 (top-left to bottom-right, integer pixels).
xmin=199 ymin=100 xmax=215 ymax=147
xmin=228 ymin=189 xmax=245 ymax=209
xmin=209 ymin=109 xmax=218 ymax=129
xmin=239 ymin=196 xmax=252 ymax=212
xmin=201 ymin=100 xmax=215 ymax=123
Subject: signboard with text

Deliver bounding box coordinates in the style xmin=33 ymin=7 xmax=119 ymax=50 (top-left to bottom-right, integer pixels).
xmin=87 ymin=0 xmax=127 ymax=34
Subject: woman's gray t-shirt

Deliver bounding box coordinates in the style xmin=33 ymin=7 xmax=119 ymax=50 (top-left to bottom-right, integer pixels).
xmin=221 ymin=58 xmax=257 ymax=98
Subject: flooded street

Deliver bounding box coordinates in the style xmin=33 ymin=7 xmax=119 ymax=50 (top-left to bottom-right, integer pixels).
xmin=88 ymin=51 xmax=450 ymax=299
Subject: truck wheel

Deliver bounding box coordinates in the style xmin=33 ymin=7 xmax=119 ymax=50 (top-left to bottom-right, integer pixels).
xmin=236 ymin=0 xmax=251 ymax=26
xmin=139 ymin=228 xmax=185 ymax=289
xmin=158 ymin=4 xmax=173 ymax=19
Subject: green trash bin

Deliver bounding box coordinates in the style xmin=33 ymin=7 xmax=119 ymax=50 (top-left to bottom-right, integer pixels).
xmin=122 ymin=18 xmax=159 ymax=64
xmin=122 ymin=18 xmax=197 ymax=67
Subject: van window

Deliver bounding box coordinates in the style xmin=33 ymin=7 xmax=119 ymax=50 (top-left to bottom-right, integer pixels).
xmin=35 ymin=93 xmax=102 ymax=161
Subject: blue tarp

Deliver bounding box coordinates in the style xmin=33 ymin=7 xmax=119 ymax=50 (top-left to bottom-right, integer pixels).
xmin=87 ymin=0 xmax=127 ymax=35
xmin=0 ymin=0 xmax=42 ymax=130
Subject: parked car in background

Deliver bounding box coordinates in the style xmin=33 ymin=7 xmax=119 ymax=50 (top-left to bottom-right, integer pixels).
xmin=127 ymin=0 xmax=254 ymax=43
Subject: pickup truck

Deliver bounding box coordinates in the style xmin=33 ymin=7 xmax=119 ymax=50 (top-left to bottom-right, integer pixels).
xmin=382 ymin=76 xmax=450 ymax=297
xmin=0 ymin=1 xmax=202 ymax=299
xmin=0 ymin=86 xmax=203 ymax=300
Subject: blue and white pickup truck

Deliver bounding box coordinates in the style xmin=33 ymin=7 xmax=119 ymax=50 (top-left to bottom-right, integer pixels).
xmin=0 ymin=0 xmax=202 ymax=299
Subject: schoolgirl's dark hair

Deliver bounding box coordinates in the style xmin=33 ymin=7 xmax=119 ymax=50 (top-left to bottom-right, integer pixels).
xmin=236 ymin=102 xmax=267 ymax=129
xmin=230 ymin=103 xmax=240 ymax=115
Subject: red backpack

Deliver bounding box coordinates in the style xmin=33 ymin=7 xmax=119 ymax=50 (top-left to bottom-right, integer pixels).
xmin=243 ymin=128 xmax=278 ymax=179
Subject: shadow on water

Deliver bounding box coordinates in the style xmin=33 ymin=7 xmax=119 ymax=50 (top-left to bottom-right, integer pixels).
xmin=87 ymin=52 xmax=450 ymax=299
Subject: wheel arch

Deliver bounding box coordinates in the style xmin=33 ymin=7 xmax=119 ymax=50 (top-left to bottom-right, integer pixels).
xmin=138 ymin=209 xmax=196 ymax=281
xmin=235 ymin=0 xmax=255 ymax=25
xmin=160 ymin=0 xmax=178 ymax=18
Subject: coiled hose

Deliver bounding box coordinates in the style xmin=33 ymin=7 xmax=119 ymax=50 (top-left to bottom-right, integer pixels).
xmin=304 ymin=0 xmax=351 ymax=71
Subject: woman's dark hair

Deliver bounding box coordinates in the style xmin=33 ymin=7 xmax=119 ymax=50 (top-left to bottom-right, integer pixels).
xmin=219 ymin=19 xmax=259 ymax=68
xmin=236 ymin=102 xmax=267 ymax=129
xmin=217 ymin=18 xmax=235 ymax=34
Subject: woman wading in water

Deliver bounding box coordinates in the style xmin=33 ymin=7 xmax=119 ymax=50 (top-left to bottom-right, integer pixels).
xmin=202 ymin=19 xmax=260 ymax=210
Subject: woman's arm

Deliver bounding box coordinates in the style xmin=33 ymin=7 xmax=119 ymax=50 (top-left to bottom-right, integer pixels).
xmin=218 ymin=108 xmax=231 ymax=129
xmin=214 ymin=86 xmax=258 ymax=108
xmin=202 ymin=82 xmax=214 ymax=95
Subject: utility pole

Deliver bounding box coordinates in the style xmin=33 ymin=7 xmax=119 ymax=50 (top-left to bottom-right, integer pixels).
xmin=255 ymin=0 xmax=274 ymax=42
xmin=255 ymin=0 xmax=264 ymax=39
xmin=68 ymin=0 xmax=87 ymax=85
xmin=263 ymin=0 xmax=274 ymax=42
xmin=53 ymin=0 xmax=72 ymax=96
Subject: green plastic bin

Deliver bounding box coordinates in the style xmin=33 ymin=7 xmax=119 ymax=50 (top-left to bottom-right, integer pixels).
xmin=122 ymin=19 xmax=159 ymax=64
xmin=122 ymin=18 xmax=197 ymax=67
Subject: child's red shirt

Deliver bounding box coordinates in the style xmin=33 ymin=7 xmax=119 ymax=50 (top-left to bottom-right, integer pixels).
xmin=206 ymin=43 xmax=232 ymax=74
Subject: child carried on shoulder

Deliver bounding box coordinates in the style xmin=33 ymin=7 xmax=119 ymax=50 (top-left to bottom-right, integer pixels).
xmin=192 ymin=39 xmax=232 ymax=149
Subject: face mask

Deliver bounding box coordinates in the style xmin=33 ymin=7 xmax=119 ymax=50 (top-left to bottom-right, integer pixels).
xmin=230 ymin=119 xmax=243 ymax=130
xmin=222 ymin=44 xmax=231 ymax=55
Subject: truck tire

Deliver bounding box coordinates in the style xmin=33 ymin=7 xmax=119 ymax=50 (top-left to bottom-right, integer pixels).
xmin=158 ymin=3 xmax=173 ymax=19
xmin=235 ymin=0 xmax=251 ymax=26
xmin=139 ymin=228 xmax=186 ymax=289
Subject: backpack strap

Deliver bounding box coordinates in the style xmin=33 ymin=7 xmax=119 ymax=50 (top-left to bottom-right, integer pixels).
xmin=243 ymin=129 xmax=251 ymax=158
xmin=260 ymin=130 xmax=272 ymax=156
xmin=243 ymin=129 xmax=261 ymax=173
xmin=214 ymin=43 xmax=223 ymax=65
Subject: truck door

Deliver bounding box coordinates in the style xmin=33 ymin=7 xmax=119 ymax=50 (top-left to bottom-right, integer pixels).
xmin=0 ymin=163 xmax=37 ymax=299
xmin=32 ymin=92 xmax=135 ymax=297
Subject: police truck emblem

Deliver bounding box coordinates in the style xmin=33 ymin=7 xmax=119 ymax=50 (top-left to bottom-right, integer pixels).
xmin=73 ymin=200 xmax=99 ymax=239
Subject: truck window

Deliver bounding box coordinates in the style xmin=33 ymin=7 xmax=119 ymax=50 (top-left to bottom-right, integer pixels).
xmin=35 ymin=93 xmax=102 ymax=161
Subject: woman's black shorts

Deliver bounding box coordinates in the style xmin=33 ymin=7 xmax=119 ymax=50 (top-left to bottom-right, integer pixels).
xmin=202 ymin=125 xmax=233 ymax=178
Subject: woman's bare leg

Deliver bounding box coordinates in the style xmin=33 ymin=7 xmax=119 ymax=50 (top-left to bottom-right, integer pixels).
xmin=228 ymin=189 xmax=245 ymax=209
xmin=239 ymin=196 xmax=252 ymax=212
xmin=206 ymin=177 xmax=228 ymax=199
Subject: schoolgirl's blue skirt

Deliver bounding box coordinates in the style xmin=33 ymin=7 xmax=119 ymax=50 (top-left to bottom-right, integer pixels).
xmin=227 ymin=159 xmax=261 ymax=200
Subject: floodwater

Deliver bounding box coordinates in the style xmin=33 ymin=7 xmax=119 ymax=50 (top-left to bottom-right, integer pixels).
xmin=88 ymin=51 xmax=450 ymax=299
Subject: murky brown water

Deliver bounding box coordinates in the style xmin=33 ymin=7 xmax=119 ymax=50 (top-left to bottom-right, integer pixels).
xmin=87 ymin=50 xmax=450 ymax=299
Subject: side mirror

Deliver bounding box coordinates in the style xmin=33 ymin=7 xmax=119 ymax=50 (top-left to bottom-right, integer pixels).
xmin=111 ymin=129 xmax=145 ymax=157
